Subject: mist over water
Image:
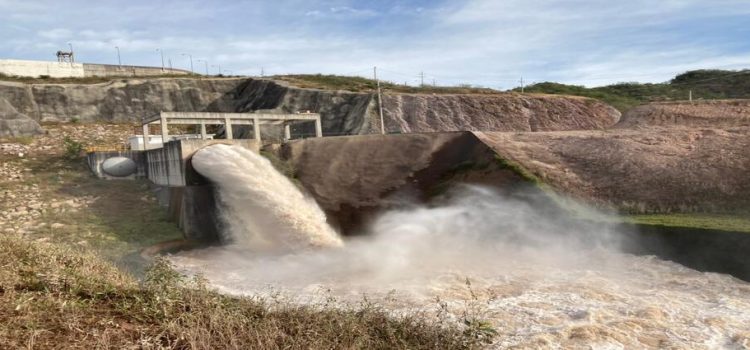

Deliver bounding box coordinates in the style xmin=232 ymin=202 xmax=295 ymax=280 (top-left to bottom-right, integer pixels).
xmin=181 ymin=144 xmax=750 ymax=349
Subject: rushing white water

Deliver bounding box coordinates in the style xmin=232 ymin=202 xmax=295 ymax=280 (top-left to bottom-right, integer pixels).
xmin=179 ymin=145 xmax=750 ymax=349
xmin=191 ymin=144 xmax=342 ymax=251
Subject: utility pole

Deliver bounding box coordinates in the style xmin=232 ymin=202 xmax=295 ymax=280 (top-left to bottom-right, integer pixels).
xmin=419 ymin=71 xmax=424 ymax=86
xmin=261 ymin=67 xmax=265 ymax=77
xmin=115 ymin=46 xmax=121 ymax=67
xmin=519 ymin=76 xmax=525 ymax=93
xmin=432 ymin=79 xmax=436 ymax=86
xmin=212 ymin=64 xmax=222 ymax=76
xmin=197 ymin=59 xmax=209 ymax=75
xmin=181 ymin=53 xmax=193 ymax=74
xmin=156 ymin=49 xmax=165 ymax=71
xmin=689 ymin=90 xmax=693 ymax=102
xmin=374 ymin=66 xmax=385 ymax=135
xmin=68 ymin=42 xmax=74 ymax=63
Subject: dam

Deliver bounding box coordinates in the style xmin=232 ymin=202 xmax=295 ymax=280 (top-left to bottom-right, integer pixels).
xmin=43 ymin=92 xmax=750 ymax=349
xmin=87 ymin=111 xmax=323 ymax=240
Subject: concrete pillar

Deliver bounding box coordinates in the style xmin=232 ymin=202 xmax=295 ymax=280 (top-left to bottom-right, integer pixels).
xmin=283 ymin=123 xmax=291 ymax=141
xmin=224 ymin=118 xmax=233 ymax=139
xmin=200 ymin=122 xmax=207 ymax=139
xmin=142 ymin=124 xmax=150 ymax=150
xmin=160 ymin=113 xmax=168 ymax=145
xmin=314 ymin=118 xmax=323 ymax=137
xmin=253 ymin=118 xmax=261 ymax=142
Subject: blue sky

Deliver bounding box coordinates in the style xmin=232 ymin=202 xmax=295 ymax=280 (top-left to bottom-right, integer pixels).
xmin=1 ymin=0 xmax=749 ymax=87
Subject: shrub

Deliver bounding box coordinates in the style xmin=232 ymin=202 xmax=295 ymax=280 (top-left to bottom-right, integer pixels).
xmin=62 ymin=136 xmax=83 ymax=160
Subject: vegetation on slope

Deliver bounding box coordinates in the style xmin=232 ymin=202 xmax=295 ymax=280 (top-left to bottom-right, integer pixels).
xmin=625 ymin=213 xmax=750 ymax=233
xmin=275 ymin=74 xmax=501 ymax=94
xmin=0 ymin=236 xmax=488 ymax=349
xmin=519 ymin=69 xmax=750 ymax=112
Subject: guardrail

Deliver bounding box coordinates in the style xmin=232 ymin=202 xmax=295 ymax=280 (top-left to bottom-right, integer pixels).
xmin=85 ymin=145 xmax=131 ymax=153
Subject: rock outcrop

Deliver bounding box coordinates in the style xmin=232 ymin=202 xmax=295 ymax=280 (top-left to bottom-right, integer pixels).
xmin=0 ymin=78 xmax=621 ymax=137
xmin=0 ymin=98 xmax=42 ymax=137
xmin=0 ymin=78 xmax=243 ymax=123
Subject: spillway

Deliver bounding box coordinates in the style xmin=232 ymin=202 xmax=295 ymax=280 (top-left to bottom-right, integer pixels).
xmin=191 ymin=144 xmax=342 ymax=251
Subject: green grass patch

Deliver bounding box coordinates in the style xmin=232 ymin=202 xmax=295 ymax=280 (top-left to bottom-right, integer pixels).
xmin=625 ymin=213 xmax=750 ymax=233
xmin=494 ymin=155 xmax=542 ymax=186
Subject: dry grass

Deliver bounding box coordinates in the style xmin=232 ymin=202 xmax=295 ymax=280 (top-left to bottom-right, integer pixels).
xmin=0 ymin=235 xmax=490 ymax=349
xmin=275 ymin=74 xmax=502 ymax=95
xmin=0 ymin=73 xmax=202 ymax=85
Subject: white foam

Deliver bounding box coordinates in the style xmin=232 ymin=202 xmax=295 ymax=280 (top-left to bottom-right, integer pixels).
xmin=191 ymin=144 xmax=342 ymax=251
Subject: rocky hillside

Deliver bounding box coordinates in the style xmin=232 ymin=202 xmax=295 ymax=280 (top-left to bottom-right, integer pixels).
xmin=474 ymin=100 xmax=750 ymax=213
xmin=0 ymin=77 xmax=621 ymax=138
xmin=0 ymin=78 xmax=243 ymax=123
xmin=475 ymin=127 xmax=750 ymax=214
xmin=0 ymin=98 xmax=42 ymax=137
xmin=382 ymin=94 xmax=619 ymax=133
xmin=616 ymin=100 xmax=750 ymax=129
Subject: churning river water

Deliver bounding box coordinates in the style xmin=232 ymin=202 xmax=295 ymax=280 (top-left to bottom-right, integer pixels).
xmin=174 ymin=144 xmax=750 ymax=349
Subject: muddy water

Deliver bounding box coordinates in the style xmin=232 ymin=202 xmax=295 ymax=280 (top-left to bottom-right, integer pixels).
xmin=182 ymin=145 xmax=750 ymax=349
xmin=191 ymin=144 xmax=342 ymax=250
xmin=171 ymin=248 xmax=750 ymax=349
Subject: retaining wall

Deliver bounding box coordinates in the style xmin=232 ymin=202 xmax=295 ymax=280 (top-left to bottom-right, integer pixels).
xmin=83 ymin=63 xmax=190 ymax=77
xmin=0 ymin=59 xmax=190 ymax=78
xmin=0 ymin=59 xmax=84 ymax=78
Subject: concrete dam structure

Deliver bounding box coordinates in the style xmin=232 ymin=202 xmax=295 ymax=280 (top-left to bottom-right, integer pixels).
xmin=88 ymin=124 xmax=750 ymax=282
xmin=87 ymin=111 xmax=325 ymax=241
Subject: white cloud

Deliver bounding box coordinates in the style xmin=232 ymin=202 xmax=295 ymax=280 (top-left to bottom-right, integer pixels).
xmin=37 ymin=28 xmax=72 ymax=40
xmin=1 ymin=0 xmax=749 ymax=87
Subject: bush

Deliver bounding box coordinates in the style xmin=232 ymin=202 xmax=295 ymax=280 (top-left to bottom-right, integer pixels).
xmin=62 ymin=136 xmax=83 ymax=159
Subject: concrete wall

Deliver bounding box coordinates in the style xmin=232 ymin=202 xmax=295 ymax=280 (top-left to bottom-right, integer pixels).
xmin=0 ymin=59 xmax=84 ymax=78
xmin=146 ymin=141 xmax=186 ymax=186
xmin=146 ymin=139 xmax=259 ymax=187
xmin=83 ymin=63 xmax=191 ymax=77
xmin=0 ymin=59 xmax=190 ymax=78
xmin=167 ymin=185 xmax=224 ymax=243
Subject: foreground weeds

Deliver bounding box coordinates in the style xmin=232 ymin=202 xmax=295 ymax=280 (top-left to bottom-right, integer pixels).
xmin=0 ymin=235 xmax=489 ymax=349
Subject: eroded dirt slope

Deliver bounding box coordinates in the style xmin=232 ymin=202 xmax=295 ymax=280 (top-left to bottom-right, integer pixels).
xmin=616 ymin=99 xmax=750 ymax=129
xmin=475 ymin=100 xmax=750 ymax=213
xmin=383 ymin=93 xmax=620 ymax=133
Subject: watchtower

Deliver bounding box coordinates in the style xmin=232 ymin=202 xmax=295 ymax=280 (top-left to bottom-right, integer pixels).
xmin=56 ymin=50 xmax=74 ymax=63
